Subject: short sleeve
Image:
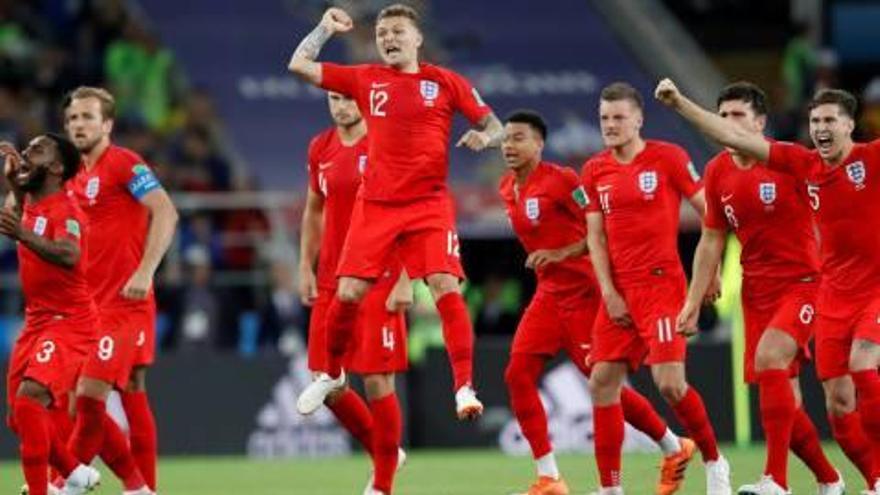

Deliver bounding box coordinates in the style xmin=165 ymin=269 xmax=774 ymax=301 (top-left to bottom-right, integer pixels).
xmin=580 ymin=160 xmax=601 ymax=213
xmin=701 ymin=161 xmax=727 ymax=231
xmin=767 ymin=141 xmax=813 ymax=179
xmin=665 ymin=145 xmax=702 ymax=198
xmin=306 ymin=137 xmax=322 ymax=196
xmin=445 ymin=69 xmax=491 ymax=124
xmin=556 ymin=167 xmax=590 ymax=217
xmin=319 ymin=63 xmax=362 ymax=100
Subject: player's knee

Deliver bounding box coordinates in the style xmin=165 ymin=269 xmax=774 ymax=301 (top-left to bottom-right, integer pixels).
xmin=825 ymin=383 xmax=856 ymax=416
xmin=16 ymin=379 xmax=51 ymax=406
xmin=656 ymin=379 xmax=687 ymax=403
xmin=76 ymin=376 xmax=112 ymax=400
xmin=848 ymin=340 xmax=880 ymax=372
xmin=426 ymin=274 xmax=460 ymax=299
xmin=588 ymin=365 xmax=622 ymax=402
xmin=755 ymin=346 xmax=789 ymax=372
xmin=363 ymin=374 xmax=394 ymax=400
xmin=126 ymin=367 xmax=148 ymax=392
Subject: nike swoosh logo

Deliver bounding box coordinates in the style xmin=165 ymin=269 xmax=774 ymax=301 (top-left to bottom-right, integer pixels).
xmin=721 ymin=194 xmax=733 ymax=202
xmin=371 ymin=82 xmax=390 ymax=88
xmin=318 ymin=162 xmax=333 ymax=170
xmin=597 ymin=185 xmax=612 ymax=192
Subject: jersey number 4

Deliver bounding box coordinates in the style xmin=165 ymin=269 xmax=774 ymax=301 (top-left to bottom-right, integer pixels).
xmin=370 ymin=89 xmax=389 ymax=117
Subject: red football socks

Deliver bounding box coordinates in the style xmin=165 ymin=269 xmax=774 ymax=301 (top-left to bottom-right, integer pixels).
xmin=790 ymin=408 xmax=839 ymax=484
xmin=121 ymin=390 xmax=158 ymax=490
xmin=369 ymin=394 xmax=402 ymax=494
xmin=758 ymin=369 xmax=796 ymax=487
xmin=620 ymin=386 xmax=667 ymax=442
xmin=101 ymin=413 xmax=147 ymax=490
xmin=853 ymin=370 xmax=880 ymax=474
xmin=325 ymin=298 xmax=360 ymax=378
xmin=830 ymin=410 xmax=879 ymax=487
xmin=505 ymin=354 xmax=551 ymax=458
xmin=671 ymin=387 xmax=720 ymax=462
xmin=328 ymin=388 xmax=374 ymax=455
xmin=435 ymin=293 xmax=474 ymax=390
xmin=14 ymin=396 xmax=51 ymax=495
xmin=68 ymin=396 xmax=106 ymax=463
xmin=593 ymin=403 xmax=624 ymax=487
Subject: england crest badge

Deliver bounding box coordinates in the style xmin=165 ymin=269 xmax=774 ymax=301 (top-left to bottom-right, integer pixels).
xmin=846 ymin=161 xmax=866 ymax=189
xmin=758 ymin=182 xmax=776 ymax=205
xmin=420 ymin=80 xmax=439 ymax=106
xmin=358 ymin=155 xmax=368 ymax=174
xmin=86 ymin=177 xmax=100 ymax=203
xmin=525 ymin=197 xmax=540 ymax=221
xmin=638 ymin=171 xmax=658 ymax=195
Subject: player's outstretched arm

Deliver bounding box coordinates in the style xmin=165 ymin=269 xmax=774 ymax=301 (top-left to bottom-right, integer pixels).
xmin=0 ymin=209 xmax=80 ymax=268
xmin=655 ymin=79 xmax=770 ymax=162
xmin=456 ymin=113 xmax=504 ymax=152
xmin=586 ymin=211 xmax=632 ymax=327
xmin=287 ymin=8 xmax=353 ymax=86
xmin=122 ymin=189 xmax=179 ymax=300
xmin=677 ymin=226 xmax=725 ymax=336
xmin=298 ymin=187 xmax=324 ymax=306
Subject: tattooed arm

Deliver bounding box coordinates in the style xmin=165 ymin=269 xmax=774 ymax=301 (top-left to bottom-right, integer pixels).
xmin=287 ymin=8 xmax=354 ymax=86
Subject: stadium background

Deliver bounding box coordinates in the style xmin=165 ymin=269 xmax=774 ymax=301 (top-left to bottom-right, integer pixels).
xmin=1 ymin=0 xmax=879 ymax=492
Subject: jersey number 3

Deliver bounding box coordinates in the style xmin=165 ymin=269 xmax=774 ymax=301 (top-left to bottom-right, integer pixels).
xmin=370 ymin=89 xmax=388 ymax=117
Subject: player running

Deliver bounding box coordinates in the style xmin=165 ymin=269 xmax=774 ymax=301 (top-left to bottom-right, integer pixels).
xmin=63 ymin=86 xmax=178 ymax=494
xmin=299 ymin=90 xmax=410 ymax=495
xmin=499 ymin=110 xmax=695 ymax=495
xmin=1 ymin=135 xmax=101 ymax=495
xmin=582 ymin=82 xmax=730 ymax=495
xmin=288 ymin=4 xmax=503 ymax=421
xmin=657 ymin=77 xmax=880 ymax=495
xmin=676 ymin=81 xmax=844 ymax=495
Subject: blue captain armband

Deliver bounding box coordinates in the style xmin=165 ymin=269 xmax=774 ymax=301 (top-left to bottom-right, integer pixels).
xmin=127 ymin=163 xmax=162 ymax=199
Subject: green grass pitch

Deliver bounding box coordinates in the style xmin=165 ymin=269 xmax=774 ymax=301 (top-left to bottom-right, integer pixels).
xmin=0 ymin=446 xmax=867 ymax=494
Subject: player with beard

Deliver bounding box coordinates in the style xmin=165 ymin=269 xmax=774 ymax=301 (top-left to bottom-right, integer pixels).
xmin=61 ymin=86 xmax=178 ymax=494
xmin=676 ymin=81 xmax=846 ymax=495
xmin=1 ymin=135 xmax=101 ymax=495
xmin=582 ymin=83 xmax=730 ymax=495
xmin=288 ymin=4 xmax=503 ymax=429
xmin=657 ymin=78 xmax=880 ymax=495
xmin=299 ymin=91 xmax=410 ymax=494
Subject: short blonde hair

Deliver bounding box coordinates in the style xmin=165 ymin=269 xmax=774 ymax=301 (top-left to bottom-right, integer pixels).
xmin=63 ymin=86 xmax=116 ymax=120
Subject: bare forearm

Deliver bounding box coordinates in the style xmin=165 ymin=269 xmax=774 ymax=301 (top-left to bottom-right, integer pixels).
xmin=587 ymin=232 xmax=617 ymax=297
xmin=672 ymin=95 xmax=769 ymax=161
xmin=478 ymin=113 xmax=503 ymax=148
xmin=4 ymin=191 xmax=22 ymax=215
xmin=287 ymin=24 xmax=331 ymax=84
xmin=560 ymin=237 xmax=588 ymax=259
xmin=687 ymin=230 xmax=725 ymax=305
xmin=139 ymin=204 xmax=178 ymax=276
xmin=299 ymin=206 xmax=323 ymax=272
xmin=18 ymin=232 xmax=79 ymax=268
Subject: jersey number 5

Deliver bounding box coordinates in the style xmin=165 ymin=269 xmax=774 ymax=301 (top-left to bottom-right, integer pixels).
xmin=370 ymin=89 xmax=388 ymax=117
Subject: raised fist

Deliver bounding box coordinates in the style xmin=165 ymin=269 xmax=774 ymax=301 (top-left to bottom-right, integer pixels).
xmin=321 ymin=7 xmax=354 ymax=34
xmin=654 ymin=78 xmax=682 ymax=107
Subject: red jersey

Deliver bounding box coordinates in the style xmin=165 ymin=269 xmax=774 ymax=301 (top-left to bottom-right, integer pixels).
xmin=18 ymin=190 xmax=96 ymax=331
xmin=499 ymin=162 xmax=594 ymax=293
xmin=307 ymin=127 xmax=369 ymax=290
xmin=767 ymin=140 xmax=880 ymax=296
xmin=581 ymin=140 xmax=702 ymax=286
xmin=68 ymin=145 xmax=163 ymax=310
xmin=320 ymin=62 xmax=492 ymax=202
xmin=703 ymin=150 xmax=819 ymax=281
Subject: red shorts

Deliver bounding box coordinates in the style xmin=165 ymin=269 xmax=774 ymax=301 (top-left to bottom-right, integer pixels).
xmin=337 ymin=194 xmax=464 ymax=280
xmin=80 ymin=307 xmax=145 ymax=389
xmin=512 ymin=285 xmax=599 ymax=376
xmin=308 ymin=276 xmax=408 ymax=375
xmin=741 ymin=277 xmax=817 ymax=383
xmin=130 ymin=302 xmax=156 ymax=367
xmin=814 ymin=289 xmax=880 ymax=380
xmin=6 ymin=317 xmax=95 ymax=409
xmin=592 ymin=272 xmax=688 ymax=371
